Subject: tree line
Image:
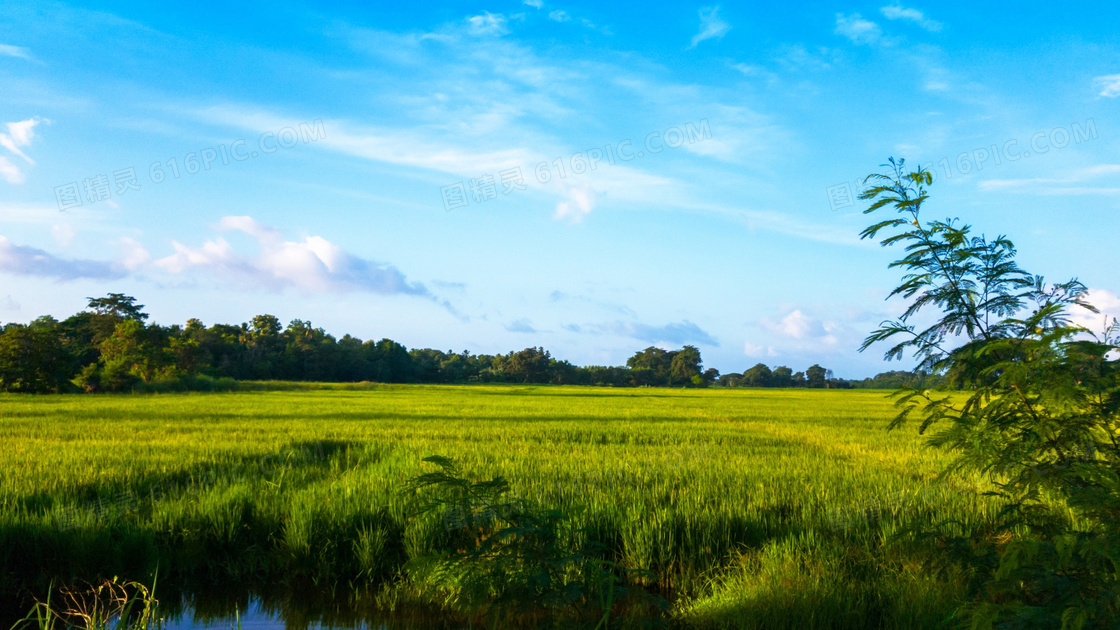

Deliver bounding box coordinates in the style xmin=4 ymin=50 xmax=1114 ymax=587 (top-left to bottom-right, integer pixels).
xmin=0 ymin=294 xmax=861 ymax=393
xmin=717 ymin=363 xmax=855 ymax=389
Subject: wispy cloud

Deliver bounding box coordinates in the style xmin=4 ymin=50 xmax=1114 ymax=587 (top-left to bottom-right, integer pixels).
xmin=156 ymin=216 xmax=434 ymax=296
xmin=0 ymin=44 xmax=31 ymax=59
xmin=880 ymin=4 xmax=941 ymax=32
xmin=1094 ymin=74 xmax=1120 ymax=98
xmin=0 ymin=236 xmax=126 ymax=280
xmin=467 ymin=12 xmax=509 ymax=36
xmin=0 ymin=118 xmax=46 ymax=184
xmin=193 ymin=105 xmax=679 ymax=224
xmin=690 ymin=6 xmax=730 ymax=48
xmin=835 ymin=13 xmax=882 ymax=45
xmin=505 ymin=318 xmax=538 ymax=333
xmin=599 ymin=320 xmax=718 ymax=346
xmin=979 ymin=165 xmax=1120 ymax=195
xmin=523 ymin=0 xmax=543 ymax=8
xmin=548 ymin=10 xmax=569 ymax=22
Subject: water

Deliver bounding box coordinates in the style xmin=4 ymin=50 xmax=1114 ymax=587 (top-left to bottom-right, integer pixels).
xmin=163 ymin=598 xmax=383 ymax=630
xmin=157 ymin=592 xmax=459 ymax=630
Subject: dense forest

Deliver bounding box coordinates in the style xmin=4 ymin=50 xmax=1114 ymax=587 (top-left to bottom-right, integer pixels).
xmin=0 ymin=293 xmax=916 ymax=393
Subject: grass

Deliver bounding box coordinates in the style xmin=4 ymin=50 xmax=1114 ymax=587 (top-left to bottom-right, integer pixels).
xmin=0 ymin=385 xmax=1002 ymax=628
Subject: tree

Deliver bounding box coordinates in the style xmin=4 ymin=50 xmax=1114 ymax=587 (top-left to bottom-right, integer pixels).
xmin=805 ymin=364 xmax=827 ymax=388
xmin=701 ymin=367 xmax=720 ymax=386
xmin=0 ymin=317 xmax=77 ymax=393
xmin=627 ymin=347 xmax=675 ymax=385
xmin=770 ymin=366 xmax=793 ymax=388
xmin=718 ymin=372 xmax=743 ymax=387
xmin=282 ymin=319 xmax=336 ymax=380
xmin=244 ymin=314 xmax=283 ymax=379
xmin=860 ymin=158 xmax=1120 ymax=626
xmin=669 ymin=345 xmax=702 ymax=386
xmin=86 ymin=293 xmax=148 ymax=322
xmin=741 ymin=363 xmax=772 ymax=387
xmin=90 ymin=319 xmax=171 ymax=389
xmin=505 ymin=347 xmax=552 ymax=383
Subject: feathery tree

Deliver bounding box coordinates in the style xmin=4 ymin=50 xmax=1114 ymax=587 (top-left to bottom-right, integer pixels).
xmin=860 ymin=158 xmax=1120 ymax=627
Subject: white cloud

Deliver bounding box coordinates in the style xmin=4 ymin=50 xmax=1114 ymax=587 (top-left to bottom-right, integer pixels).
xmin=1094 ymin=74 xmax=1120 ymax=98
xmin=880 ymin=4 xmax=941 ymax=32
xmin=215 ymin=215 xmax=283 ymax=242
xmin=757 ymin=308 xmax=841 ymax=346
xmin=155 ymin=216 xmax=433 ymax=296
xmin=195 ymin=106 xmax=682 ymax=224
xmin=0 ymin=295 xmax=19 ymax=312
xmin=0 ymin=118 xmax=46 ymax=184
xmin=775 ymin=309 xmax=828 ymax=339
xmin=1072 ymin=288 xmax=1120 ymax=333
xmin=198 ymin=106 xmax=534 ymax=182
xmin=117 ymin=237 xmax=151 ymax=271
xmin=467 ymin=12 xmax=509 ymax=36
xmin=690 ymin=6 xmax=730 ymax=48
xmin=0 ymin=44 xmax=31 ymax=59
xmin=743 ymin=341 xmax=777 ymax=357
xmin=548 ymin=10 xmax=570 ymax=22
xmin=835 ymin=13 xmax=882 ymax=45
xmin=554 ymin=186 xmax=595 ymax=222
xmin=6 ymin=119 xmax=41 ymax=147
xmin=51 ymin=224 xmax=75 ymax=247
xmin=0 ymin=157 xmax=23 ymax=184
xmin=523 ymin=0 xmax=543 ymax=7
xmin=732 ymin=63 xmax=766 ymax=76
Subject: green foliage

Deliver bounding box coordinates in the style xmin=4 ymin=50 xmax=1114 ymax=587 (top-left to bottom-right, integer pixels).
xmin=501 ymin=347 xmax=553 ymax=383
xmin=860 ymin=158 xmax=1120 ymax=628
xmin=12 ymin=577 xmax=161 ymax=630
xmin=670 ymin=345 xmax=703 ymax=386
xmin=770 ymin=366 xmax=793 ymax=388
xmin=626 ymin=347 xmax=676 ymax=386
xmin=742 ymin=363 xmax=773 ymax=387
xmin=0 ymin=318 xmax=78 ymax=393
xmin=406 ymin=455 xmax=662 ymax=625
xmin=1 ymin=294 xmax=728 ymax=391
xmin=852 ymin=370 xmax=947 ymax=390
xmin=85 ymin=294 xmax=148 ymax=323
xmin=805 ymin=364 xmax=828 ymax=389
xmin=0 ymin=386 xmax=992 ymax=627
xmin=719 ymin=363 xmax=848 ymax=389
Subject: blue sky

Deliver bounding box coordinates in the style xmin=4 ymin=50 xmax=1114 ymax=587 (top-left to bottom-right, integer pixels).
xmin=1 ymin=1 xmax=1118 ymax=377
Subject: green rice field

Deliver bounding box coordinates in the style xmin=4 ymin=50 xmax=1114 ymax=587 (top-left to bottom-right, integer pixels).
xmin=0 ymin=385 xmax=1002 ymax=628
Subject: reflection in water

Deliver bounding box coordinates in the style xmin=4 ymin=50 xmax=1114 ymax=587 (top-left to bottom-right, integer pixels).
xmin=158 ymin=590 xmax=460 ymax=630
xmin=164 ymin=598 xmax=383 ymax=630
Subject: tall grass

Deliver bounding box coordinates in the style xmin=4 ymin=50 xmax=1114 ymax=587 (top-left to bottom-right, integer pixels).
xmin=0 ymin=385 xmax=1001 ymax=627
